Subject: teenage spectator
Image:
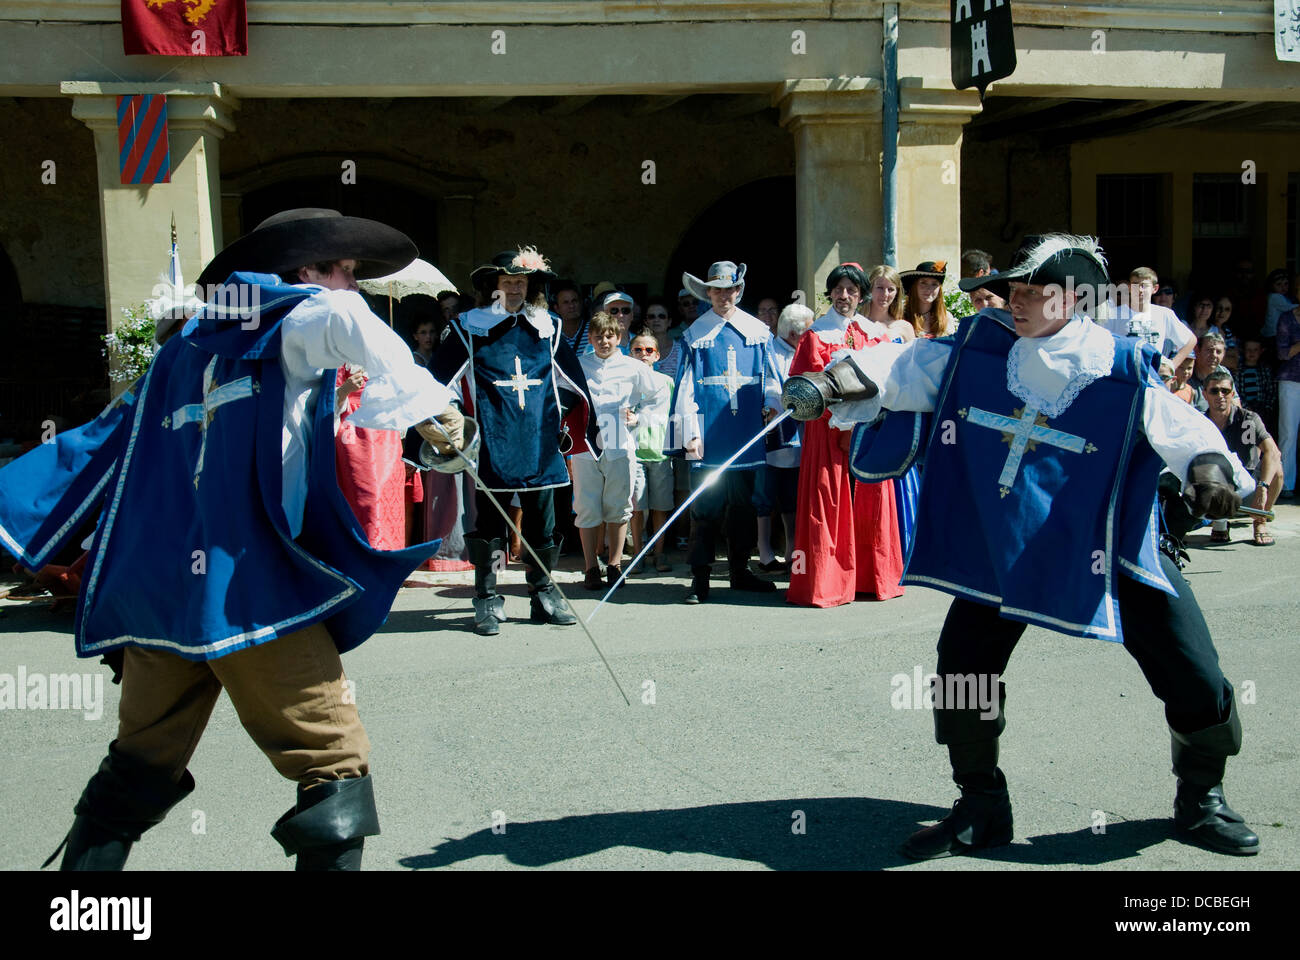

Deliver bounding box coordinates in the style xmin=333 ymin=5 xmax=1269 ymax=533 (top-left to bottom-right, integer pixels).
xmin=1202 ymin=368 xmax=1281 ymax=546
xmin=573 ymin=312 xmax=665 ymax=589
xmin=867 ymin=264 xmax=913 ymax=342
xmin=901 ymin=261 xmax=954 ymax=338
xmin=755 ymin=303 xmax=811 ymax=570
xmin=960 ymin=249 xmax=992 ymax=279
xmin=1187 ymin=294 xmax=1217 ymax=340
xmin=1214 ymin=296 xmax=1240 ymax=373
xmin=1276 ymin=297 xmax=1300 ymax=499
xmin=627 ymin=330 xmax=676 ymax=573
xmin=1102 ymin=267 xmax=1195 ymax=368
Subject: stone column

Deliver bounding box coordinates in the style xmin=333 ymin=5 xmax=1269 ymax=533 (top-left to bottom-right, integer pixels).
xmin=775 ymin=79 xmax=883 ymax=306
xmin=61 ymin=82 xmax=238 ymax=336
xmin=895 ymin=81 xmax=982 ymax=276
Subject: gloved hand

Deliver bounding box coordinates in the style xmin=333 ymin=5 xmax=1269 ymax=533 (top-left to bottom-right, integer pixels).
xmin=1186 ymin=452 xmax=1240 ymax=519
xmin=781 ymin=358 xmax=879 ymax=421
xmin=416 ymin=404 xmax=465 ymax=454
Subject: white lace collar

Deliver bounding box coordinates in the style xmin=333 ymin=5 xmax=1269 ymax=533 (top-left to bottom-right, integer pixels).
xmin=1006 ymin=316 xmax=1115 ymax=417
xmin=810 ymin=311 xmax=886 ymax=345
xmin=459 ymin=304 xmax=555 ymax=338
xmin=686 ymin=308 xmax=770 ymax=348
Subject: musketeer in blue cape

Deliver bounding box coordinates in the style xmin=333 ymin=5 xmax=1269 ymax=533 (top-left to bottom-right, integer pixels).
xmin=0 ymin=209 xmax=468 ymax=872
xmin=783 ymin=234 xmax=1261 ymax=860
xmin=428 ymin=247 xmax=597 ymax=637
xmin=668 ymin=260 xmax=784 ymax=604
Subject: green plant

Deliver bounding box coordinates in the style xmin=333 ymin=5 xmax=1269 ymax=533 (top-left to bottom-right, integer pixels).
xmin=102 ymin=304 xmax=158 ymax=385
xmin=943 ymin=280 xmax=973 ymax=320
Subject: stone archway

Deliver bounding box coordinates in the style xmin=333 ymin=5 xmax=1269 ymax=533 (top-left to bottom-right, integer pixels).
xmin=665 ymin=176 xmax=797 ymax=312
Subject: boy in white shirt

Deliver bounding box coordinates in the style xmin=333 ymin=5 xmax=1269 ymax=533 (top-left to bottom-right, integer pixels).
xmin=1103 ymin=266 xmax=1196 ymax=367
xmin=573 ymin=312 xmax=666 ymax=588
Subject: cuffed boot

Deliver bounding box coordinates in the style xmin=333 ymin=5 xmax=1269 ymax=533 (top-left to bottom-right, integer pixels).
xmin=45 ymin=741 xmax=195 ymax=871
xmin=270 ymin=776 xmax=380 ymax=871
xmin=684 ymin=565 xmax=710 ymax=604
xmin=526 ymin=542 xmax=577 ymax=625
xmin=901 ymin=682 xmax=1012 ymax=860
xmin=728 ymin=550 xmax=775 ymax=593
xmin=466 ymin=537 xmax=508 ymax=636
xmin=1171 ymin=696 xmax=1259 ymax=855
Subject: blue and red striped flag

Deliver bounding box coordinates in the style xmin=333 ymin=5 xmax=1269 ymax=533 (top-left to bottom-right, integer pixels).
xmin=117 ymin=94 xmax=171 ymax=184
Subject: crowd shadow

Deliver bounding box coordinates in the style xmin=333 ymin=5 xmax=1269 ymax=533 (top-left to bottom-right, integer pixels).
xmin=398 ymin=797 xmax=1177 ymax=871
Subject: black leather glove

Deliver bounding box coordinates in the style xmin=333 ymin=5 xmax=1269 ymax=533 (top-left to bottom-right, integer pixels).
xmin=1186 ymin=452 xmax=1240 ymax=519
xmin=782 ymin=359 xmax=879 ymax=421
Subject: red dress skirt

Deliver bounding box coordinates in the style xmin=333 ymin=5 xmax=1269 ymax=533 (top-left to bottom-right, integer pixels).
xmin=786 ymin=323 xmax=905 ymax=607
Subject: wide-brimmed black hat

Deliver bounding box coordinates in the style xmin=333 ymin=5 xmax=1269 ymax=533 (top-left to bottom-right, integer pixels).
xmin=469 ymin=247 xmax=556 ymax=294
xmin=959 ymin=234 xmax=1109 ymax=299
xmin=899 ymin=260 xmax=948 ymax=286
xmin=196 ymin=208 xmax=417 ymax=289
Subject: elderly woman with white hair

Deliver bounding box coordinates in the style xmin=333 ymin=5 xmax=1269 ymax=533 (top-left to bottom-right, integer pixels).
xmin=755 ymin=303 xmax=814 ymax=569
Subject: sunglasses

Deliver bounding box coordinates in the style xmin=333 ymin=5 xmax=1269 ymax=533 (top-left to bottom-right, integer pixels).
xmin=1207 ymin=387 xmax=1233 ymax=396
xmin=607 ymin=306 xmax=633 ymax=316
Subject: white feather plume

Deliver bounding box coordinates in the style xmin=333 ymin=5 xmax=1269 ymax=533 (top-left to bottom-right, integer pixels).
xmin=1014 ymin=233 xmax=1107 ymax=276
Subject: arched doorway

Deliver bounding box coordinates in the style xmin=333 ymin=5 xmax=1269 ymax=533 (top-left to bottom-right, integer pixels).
xmin=666 ymin=176 xmax=797 ymax=312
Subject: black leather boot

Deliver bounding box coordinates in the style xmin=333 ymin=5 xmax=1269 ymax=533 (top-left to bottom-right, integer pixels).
xmin=901 ymin=682 xmax=1012 ymax=860
xmin=466 ymin=537 xmax=508 ymax=636
xmin=46 ymin=741 xmax=195 ymax=871
xmin=526 ymin=542 xmax=577 ymax=625
xmin=1171 ymin=697 xmax=1259 ymax=855
xmin=270 ymin=776 xmax=380 ymax=871
xmin=729 ymin=550 xmax=775 ymax=593
xmin=684 ymin=565 xmax=710 ymax=604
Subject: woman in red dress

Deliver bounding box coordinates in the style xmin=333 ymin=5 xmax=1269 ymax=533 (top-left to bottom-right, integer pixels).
xmin=787 ymin=263 xmax=905 ymax=607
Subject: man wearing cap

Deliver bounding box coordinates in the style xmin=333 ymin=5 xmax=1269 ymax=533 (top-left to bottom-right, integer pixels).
xmin=785 ymin=233 xmax=1260 ymax=859
xmin=669 ymin=260 xmax=781 ymax=602
xmin=430 ymin=247 xmax=596 ymax=636
xmin=0 ymin=208 xmax=466 ymax=870
xmin=598 ymin=290 xmax=636 ymax=354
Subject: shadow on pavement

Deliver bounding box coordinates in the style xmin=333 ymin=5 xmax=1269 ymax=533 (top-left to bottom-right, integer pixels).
xmin=398 ymin=798 xmax=1175 ymax=870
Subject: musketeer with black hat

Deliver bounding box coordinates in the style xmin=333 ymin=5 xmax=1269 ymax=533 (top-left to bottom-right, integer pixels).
xmin=784 ymin=233 xmax=1261 ymax=859
xmin=430 ymin=247 xmax=596 ymax=636
xmin=0 ymin=208 xmax=466 ymax=871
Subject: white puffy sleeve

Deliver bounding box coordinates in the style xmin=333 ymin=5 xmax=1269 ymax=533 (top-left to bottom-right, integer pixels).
xmin=1141 ymin=386 xmax=1256 ymax=498
xmin=280 ymin=289 xmax=454 ymax=430
xmin=827 ymin=338 xmax=952 ymax=429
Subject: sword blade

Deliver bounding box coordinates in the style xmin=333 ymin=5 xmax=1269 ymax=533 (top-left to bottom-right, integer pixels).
xmin=425 ymin=420 xmax=632 ymax=706
xmin=586 ymin=408 xmax=795 ymax=625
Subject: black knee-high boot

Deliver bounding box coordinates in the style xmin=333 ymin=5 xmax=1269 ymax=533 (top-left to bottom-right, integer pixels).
xmin=46 ymin=741 xmax=195 ymax=871
xmin=1171 ymin=695 xmax=1258 ymax=855
xmin=270 ymin=776 xmax=381 ymax=871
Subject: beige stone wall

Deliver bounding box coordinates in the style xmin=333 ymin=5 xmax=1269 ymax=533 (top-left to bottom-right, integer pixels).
xmin=0 ymin=97 xmax=102 ymax=307
xmin=221 ymin=96 xmax=795 ymax=293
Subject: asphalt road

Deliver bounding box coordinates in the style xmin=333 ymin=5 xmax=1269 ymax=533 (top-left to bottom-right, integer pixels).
xmin=2 ymin=509 xmax=1296 ymax=872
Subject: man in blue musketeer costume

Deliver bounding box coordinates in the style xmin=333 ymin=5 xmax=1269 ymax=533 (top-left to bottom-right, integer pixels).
xmin=429 ymin=247 xmax=597 ymax=637
xmin=669 ymin=260 xmax=784 ymax=603
xmin=785 ymin=234 xmax=1260 ymax=858
xmin=0 ymin=209 xmax=466 ymax=870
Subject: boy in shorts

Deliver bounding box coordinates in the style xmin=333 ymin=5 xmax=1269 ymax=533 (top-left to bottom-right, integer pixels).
xmin=628 ymin=330 xmax=676 ymax=572
xmin=573 ymin=312 xmax=667 ymax=588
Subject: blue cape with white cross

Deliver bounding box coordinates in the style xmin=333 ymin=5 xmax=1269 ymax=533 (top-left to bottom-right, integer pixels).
xmin=0 ymin=273 xmax=441 ymax=661
xmin=880 ymin=314 xmax=1171 ymax=643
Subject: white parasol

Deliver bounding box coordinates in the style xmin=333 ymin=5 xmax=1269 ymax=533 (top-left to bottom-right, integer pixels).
xmin=358 ymin=258 xmax=458 ymax=326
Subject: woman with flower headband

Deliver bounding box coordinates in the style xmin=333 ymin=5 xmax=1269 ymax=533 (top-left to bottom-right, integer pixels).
xmin=787 ymin=262 xmax=904 ymax=608
xmin=430 ymin=247 xmax=597 ymax=637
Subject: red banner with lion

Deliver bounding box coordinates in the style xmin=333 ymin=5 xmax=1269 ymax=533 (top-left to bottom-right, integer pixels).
xmin=122 ymin=0 xmax=247 ymax=56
